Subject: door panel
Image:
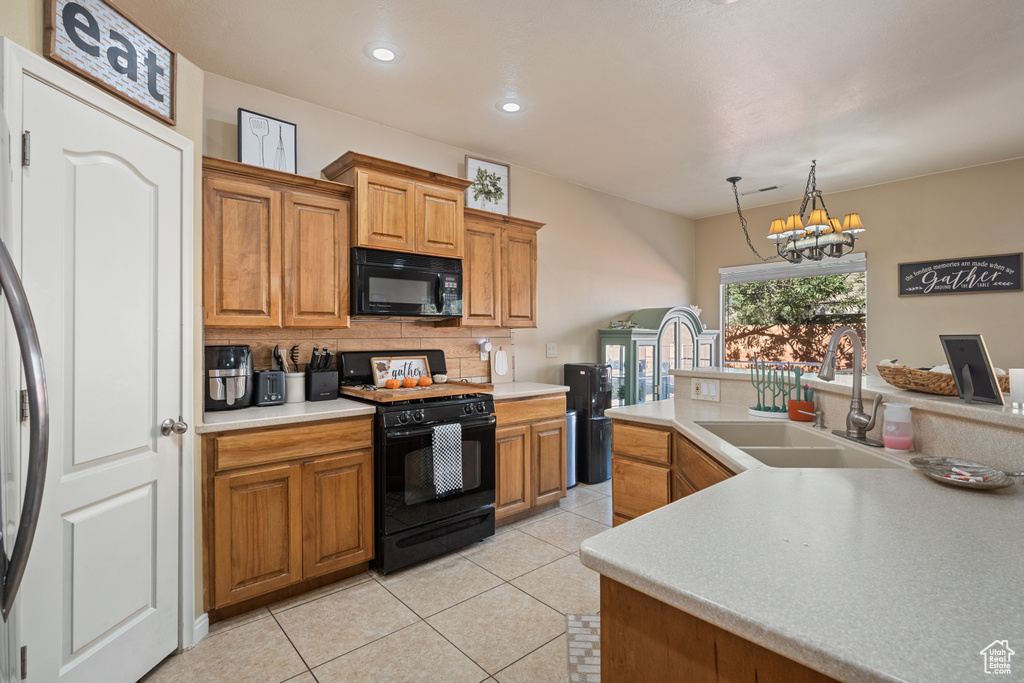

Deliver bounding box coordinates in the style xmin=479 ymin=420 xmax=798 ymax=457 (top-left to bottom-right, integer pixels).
xmin=495 ymin=425 xmax=530 ymax=519
xmin=202 ymin=177 xmax=281 ymax=326
xmin=20 ymin=75 xmax=183 ymax=683
xmin=463 ymin=223 xmax=501 ymax=326
xmin=501 ymin=228 xmax=537 ymax=327
xmin=214 ymin=464 xmax=302 ymax=606
xmin=283 ymin=192 xmax=350 ymax=327
xmin=532 ymin=419 xmax=566 ymax=507
xmin=69 ymin=154 xmax=157 ymax=468
xmin=302 ymin=450 xmax=373 ymax=578
xmin=357 ymin=171 xmax=414 ymax=251
xmin=415 ymin=184 xmax=463 ymax=257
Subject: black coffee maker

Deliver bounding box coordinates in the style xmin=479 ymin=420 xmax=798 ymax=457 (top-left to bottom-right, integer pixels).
xmin=205 ymin=345 xmax=254 ymax=411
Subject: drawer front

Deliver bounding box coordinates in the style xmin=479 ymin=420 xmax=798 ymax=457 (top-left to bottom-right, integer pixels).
xmin=494 ymin=395 xmax=566 ymax=427
xmin=612 ymin=456 xmax=670 ymax=520
xmin=674 ymin=433 xmax=733 ymax=491
xmin=214 ymin=416 xmax=373 ymax=471
xmin=612 ymin=422 xmax=671 ymax=465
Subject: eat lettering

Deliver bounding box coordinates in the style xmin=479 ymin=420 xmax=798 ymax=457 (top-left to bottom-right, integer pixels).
xmin=62 ymin=2 xmax=165 ymax=102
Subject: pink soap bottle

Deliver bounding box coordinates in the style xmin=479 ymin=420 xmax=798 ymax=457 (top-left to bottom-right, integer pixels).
xmin=882 ymin=402 xmax=914 ymax=452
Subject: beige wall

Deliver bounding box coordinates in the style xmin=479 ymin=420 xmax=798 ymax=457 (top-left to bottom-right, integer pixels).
xmin=694 ymin=158 xmax=1024 ymax=370
xmin=203 ymin=74 xmax=697 ymax=385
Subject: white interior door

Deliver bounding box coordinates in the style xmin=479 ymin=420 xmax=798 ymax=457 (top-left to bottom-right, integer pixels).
xmin=17 ymin=74 xmax=183 ymax=682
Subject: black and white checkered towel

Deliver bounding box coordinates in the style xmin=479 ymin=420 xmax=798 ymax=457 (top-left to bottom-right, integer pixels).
xmin=431 ymin=423 xmax=464 ymax=495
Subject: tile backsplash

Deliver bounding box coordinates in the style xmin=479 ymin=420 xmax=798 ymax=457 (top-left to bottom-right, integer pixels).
xmin=204 ymin=321 xmax=512 ymax=382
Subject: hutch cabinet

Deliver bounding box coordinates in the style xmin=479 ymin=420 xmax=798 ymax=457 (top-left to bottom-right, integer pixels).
xmin=599 ymin=306 xmax=719 ymax=406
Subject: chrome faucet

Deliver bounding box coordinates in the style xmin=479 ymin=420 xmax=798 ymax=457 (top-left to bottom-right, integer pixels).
xmin=816 ymin=326 xmax=884 ymax=447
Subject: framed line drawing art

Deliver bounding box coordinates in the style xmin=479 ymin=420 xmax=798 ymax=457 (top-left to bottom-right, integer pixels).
xmin=238 ymin=108 xmax=297 ymax=173
xmin=465 ymin=156 xmax=510 ymax=215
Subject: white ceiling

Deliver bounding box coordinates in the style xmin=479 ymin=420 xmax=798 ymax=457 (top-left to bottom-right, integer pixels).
xmin=118 ymin=0 xmax=1024 ymax=219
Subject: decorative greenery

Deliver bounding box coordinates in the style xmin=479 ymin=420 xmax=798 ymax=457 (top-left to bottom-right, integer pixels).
xmin=726 ymin=273 xmax=865 ymax=326
xmin=470 ymin=167 xmax=505 ymax=205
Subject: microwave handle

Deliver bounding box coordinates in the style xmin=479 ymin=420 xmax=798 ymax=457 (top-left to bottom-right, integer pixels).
xmin=434 ymin=274 xmax=443 ymax=309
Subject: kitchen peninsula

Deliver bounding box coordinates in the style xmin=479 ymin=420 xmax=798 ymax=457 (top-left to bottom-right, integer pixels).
xmin=581 ymin=372 xmax=1024 ymax=682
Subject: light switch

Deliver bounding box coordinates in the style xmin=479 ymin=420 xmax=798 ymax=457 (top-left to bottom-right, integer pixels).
xmin=546 ymin=343 xmax=557 ymax=358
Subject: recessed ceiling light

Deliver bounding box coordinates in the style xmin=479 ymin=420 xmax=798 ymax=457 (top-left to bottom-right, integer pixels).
xmin=496 ymin=98 xmax=527 ymax=114
xmin=364 ymin=42 xmax=404 ymax=63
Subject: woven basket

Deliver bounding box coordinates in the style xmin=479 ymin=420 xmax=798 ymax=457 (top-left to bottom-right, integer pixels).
xmin=876 ymin=364 xmax=1010 ymax=396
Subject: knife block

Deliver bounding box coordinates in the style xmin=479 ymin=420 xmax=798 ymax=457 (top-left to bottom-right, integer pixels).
xmin=305 ymin=369 xmax=339 ymax=402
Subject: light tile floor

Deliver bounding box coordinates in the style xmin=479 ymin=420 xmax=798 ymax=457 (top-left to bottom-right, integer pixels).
xmin=141 ymin=482 xmax=610 ymax=683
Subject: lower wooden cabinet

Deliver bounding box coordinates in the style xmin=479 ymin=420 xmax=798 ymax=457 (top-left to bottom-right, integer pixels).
xmin=493 ymin=395 xmax=567 ymax=522
xmin=611 ymin=419 xmax=734 ymax=525
xmin=213 ymin=463 xmax=303 ymax=605
xmin=204 ymin=416 xmax=374 ymax=611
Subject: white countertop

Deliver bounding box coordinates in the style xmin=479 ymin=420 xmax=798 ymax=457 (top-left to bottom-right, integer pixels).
xmin=197 ymin=398 xmax=376 ymax=433
xmin=585 ymin=398 xmax=1024 ymax=682
xmin=485 ymin=382 xmax=569 ymax=400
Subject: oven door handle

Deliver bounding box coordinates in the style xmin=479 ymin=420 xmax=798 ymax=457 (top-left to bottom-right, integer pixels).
xmin=386 ymin=415 xmax=495 ymax=439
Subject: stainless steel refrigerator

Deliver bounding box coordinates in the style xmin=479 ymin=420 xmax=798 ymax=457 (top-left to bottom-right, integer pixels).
xmin=0 ymin=106 xmax=49 ymax=683
xmin=564 ymin=363 xmax=612 ymax=484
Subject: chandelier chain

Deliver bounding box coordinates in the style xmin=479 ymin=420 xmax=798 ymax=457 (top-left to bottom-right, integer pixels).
xmin=729 ymin=180 xmax=774 ymax=262
xmin=798 ymin=159 xmax=816 ymax=216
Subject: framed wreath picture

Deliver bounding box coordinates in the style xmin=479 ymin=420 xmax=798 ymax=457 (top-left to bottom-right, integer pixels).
xmin=238 ymin=108 xmax=297 ymax=173
xmin=465 ymin=156 xmax=510 ymax=215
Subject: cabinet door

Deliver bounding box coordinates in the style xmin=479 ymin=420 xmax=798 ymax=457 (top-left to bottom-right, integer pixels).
xmin=502 ymin=227 xmax=538 ymax=328
xmin=532 ymin=418 xmax=566 ymax=507
xmin=611 ymin=456 xmax=670 ymax=522
xmin=495 ymin=425 xmax=531 ymax=520
xmin=355 ymin=170 xmax=415 ymax=251
xmin=674 ymin=433 xmax=732 ymax=491
xmin=213 ymin=463 xmax=302 ymax=607
xmin=283 ymin=192 xmax=351 ymax=328
xmin=414 ymin=184 xmax=464 ymax=258
xmin=302 ymin=449 xmax=374 ymax=578
xmin=462 ymin=221 xmax=502 ymax=326
xmin=203 ymin=176 xmax=282 ymax=327
xmin=671 ymin=469 xmax=698 ymax=502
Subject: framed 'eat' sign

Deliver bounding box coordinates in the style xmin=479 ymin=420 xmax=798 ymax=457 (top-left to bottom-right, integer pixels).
xmin=44 ymin=0 xmax=176 ymax=125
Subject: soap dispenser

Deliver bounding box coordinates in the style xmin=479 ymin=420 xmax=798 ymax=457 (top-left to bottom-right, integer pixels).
xmin=882 ymin=402 xmax=914 ymax=452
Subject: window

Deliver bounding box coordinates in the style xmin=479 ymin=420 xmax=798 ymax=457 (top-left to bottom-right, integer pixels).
xmin=719 ymin=254 xmax=866 ymax=371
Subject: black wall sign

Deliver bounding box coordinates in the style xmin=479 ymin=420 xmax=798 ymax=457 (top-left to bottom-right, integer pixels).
xmin=899 ymin=253 xmax=1022 ymax=296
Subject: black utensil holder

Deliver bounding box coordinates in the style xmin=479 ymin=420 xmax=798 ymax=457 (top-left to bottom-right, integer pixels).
xmin=305 ymin=369 xmax=339 ymax=402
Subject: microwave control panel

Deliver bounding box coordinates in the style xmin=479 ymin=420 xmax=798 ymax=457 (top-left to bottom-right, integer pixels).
xmin=441 ymin=274 xmax=461 ymax=311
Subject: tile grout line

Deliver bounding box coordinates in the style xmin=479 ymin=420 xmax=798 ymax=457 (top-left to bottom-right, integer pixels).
xmin=268 ymin=609 xmax=317 ymax=680
xmin=303 ymin=619 xmax=426 ymax=675
xmin=489 ymin=629 xmax=568 ymax=680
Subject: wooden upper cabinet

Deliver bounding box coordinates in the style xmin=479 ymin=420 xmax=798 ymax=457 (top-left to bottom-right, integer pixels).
xmin=323 ymin=152 xmax=472 ymax=258
xmin=301 ymin=449 xmax=373 ymax=579
xmin=213 ymin=462 xmax=302 ymax=607
xmin=502 ymin=227 xmax=538 ymax=328
xmin=203 ymin=176 xmax=282 ymax=327
xmin=356 ymin=170 xmax=415 ymax=251
xmin=415 ymin=184 xmax=464 ymax=257
xmin=441 ymin=208 xmax=544 ymax=328
xmin=283 ymin=192 xmax=350 ymax=328
xmin=462 ymin=221 xmax=502 ymax=326
xmin=203 ymin=157 xmax=352 ymax=329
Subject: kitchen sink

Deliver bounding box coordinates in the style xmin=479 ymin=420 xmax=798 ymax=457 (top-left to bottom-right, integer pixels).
xmin=694 ymin=421 xmax=908 ymax=469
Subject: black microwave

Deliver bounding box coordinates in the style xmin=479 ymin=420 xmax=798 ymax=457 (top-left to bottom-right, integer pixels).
xmin=351 ymin=247 xmax=463 ymax=318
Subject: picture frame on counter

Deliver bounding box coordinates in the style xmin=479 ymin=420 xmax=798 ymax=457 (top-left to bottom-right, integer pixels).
xmin=370 ymin=356 xmax=431 ymax=387
xmin=939 ymin=334 xmax=1004 ymax=406
xmin=465 ymin=155 xmax=510 ymax=215
xmin=237 ymin=108 xmax=297 ymax=173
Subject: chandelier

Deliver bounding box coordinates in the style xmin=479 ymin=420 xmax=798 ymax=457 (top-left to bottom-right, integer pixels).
xmin=727 ymin=161 xmax=866 ymax=264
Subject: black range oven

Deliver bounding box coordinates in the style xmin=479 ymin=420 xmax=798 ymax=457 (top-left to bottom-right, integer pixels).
xmin=338 ymin=350 xmax=496 ymax=574
xmin=375 ymin=395 xmax=496 ymax=573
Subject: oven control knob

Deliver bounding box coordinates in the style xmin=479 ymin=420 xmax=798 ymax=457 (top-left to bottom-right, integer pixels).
xmin=463 ymin=404 xmax=474 ymax=415
xmin=475 ymin=402 xmax=487 ymax=414
xmin=397 ymin=411 xmax=410 ymax=425
xmin=413 ymin=409 xmax=425 ymax=423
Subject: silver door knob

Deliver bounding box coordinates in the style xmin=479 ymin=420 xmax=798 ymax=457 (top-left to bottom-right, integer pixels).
xmin=161 ymin=418 xmax=189 ymax=436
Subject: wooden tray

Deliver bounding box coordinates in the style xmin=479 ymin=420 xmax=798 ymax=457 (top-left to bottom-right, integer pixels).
xmin=340 ymin=382 xmax=493 ymax=403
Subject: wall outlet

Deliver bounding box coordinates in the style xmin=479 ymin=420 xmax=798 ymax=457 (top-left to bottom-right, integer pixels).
xmin=690 ymin=378 xmax=720 ymax=402
xmin=546 ymin=343 xmax=557 ymax=358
